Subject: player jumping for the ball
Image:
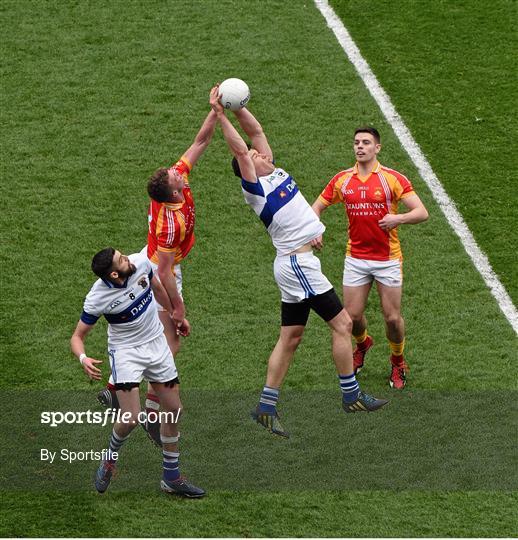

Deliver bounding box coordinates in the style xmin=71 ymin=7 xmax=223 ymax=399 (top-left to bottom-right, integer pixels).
xmin=97 ymin=92 xmax=220 ymax=447
xmin=209 ymin=85 xmax=388 ymax=438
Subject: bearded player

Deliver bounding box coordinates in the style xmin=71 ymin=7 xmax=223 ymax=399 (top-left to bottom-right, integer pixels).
xmin=98 ymin=89 xmax=219 ymax=443
xmin=71 ymin=247 xmax=205 ymax=497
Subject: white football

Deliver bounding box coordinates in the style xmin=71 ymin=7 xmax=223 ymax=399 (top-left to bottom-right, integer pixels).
xmin=219 ymin=78 xmax=250 ymax=111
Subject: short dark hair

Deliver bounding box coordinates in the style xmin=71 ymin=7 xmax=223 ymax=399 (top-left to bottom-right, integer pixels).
xmin=231 ymin=143 xmax=252 ymax=178
xmin=147 ymin=168 xmax=172 ymax=203
xmin=354 ymin=126 xmax=381 ymax=143
xmin=91 ymin=247 xmax=115 ymax=278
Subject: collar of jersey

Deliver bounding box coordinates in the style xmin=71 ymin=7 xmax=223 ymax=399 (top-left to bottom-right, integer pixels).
xmin=102 ymin=277 xmax=129 ymax=289
xmin=353 ymin=160 xmax=381 ymax=177
xmin=163 ymin=201 xmax=184 ymax=211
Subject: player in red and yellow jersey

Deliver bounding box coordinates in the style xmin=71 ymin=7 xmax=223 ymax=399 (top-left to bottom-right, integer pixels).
xmin=147 ymin=157 xmax=196 ymax=269
xmin=98 ymin=90 xmax=219 ymax=444
xmin=313 ymin=127 xmax=428 ymax=389
xmin=146 ymin=97 xmax=219 ymax=356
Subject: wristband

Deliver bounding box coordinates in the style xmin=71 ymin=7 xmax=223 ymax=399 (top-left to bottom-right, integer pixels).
xmin=79 ymin=353 xmax=87 ymax=365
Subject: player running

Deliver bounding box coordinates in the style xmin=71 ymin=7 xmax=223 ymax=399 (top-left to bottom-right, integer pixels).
xmin=312 ymin=127 xmax=428 ymax=388
xmin=71 ymin=247 xmax=205 ymax=497
xmin=209 ymin=87 xmax=388 ymax=438
xmin=98 ymin=96 xmax=219 ymax=445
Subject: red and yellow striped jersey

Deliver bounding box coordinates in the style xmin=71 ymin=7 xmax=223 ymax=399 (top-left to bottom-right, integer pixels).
xmin=318 ymin=162 xmax=415 ymax=261
xmin=147 ymin=156 xmax=196 ymax=266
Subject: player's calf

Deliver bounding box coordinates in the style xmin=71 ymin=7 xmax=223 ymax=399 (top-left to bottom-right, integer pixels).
xmin=353 ymin=334 xmax=374 ymax=373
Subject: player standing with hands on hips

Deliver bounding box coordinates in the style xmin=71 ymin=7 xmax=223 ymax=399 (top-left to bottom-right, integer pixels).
xmin=312 ymin=127 xmax=428 ymax=388
xmin=209 ymin=83 xmax=388 ymax=438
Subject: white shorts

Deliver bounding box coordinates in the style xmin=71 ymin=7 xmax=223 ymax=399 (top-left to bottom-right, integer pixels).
xmin=108 ymin=333 xmax=178 ymax=385
xmin=139 ymin=246 xmax=183 ymax=311
xmin=343 ymin=256 xmax=403 ymax=288
xmin=274 ymin=251 xmax=333 ymax=303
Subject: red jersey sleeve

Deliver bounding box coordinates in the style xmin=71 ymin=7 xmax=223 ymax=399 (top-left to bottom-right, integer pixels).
xmin=390 ymin=170 xmax=415 ymax=201
xmin=318 ymin=172 xmax=347 ymax=206
xmin=157 ymin=231 xmax=177 ymax=253
xmin=173 ymin=156 xmax=192 ymax=177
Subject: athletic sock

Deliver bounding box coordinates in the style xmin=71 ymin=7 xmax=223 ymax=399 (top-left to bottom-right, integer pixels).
xmin=354 ymin=329 xmax=370 ymax=350
xmin=339 ymin=373 xmax=360 ymax=403
xmin=257 ymin=385 xmax=279 ymax=414
xmin=389 ymin=339 xmax=405 ymax=365
xmin=145 ymin=392 xmax=160 ymax=424
xmin=107 ymin=428 xmax=129 ymax=463
xmin=163 ymin=450 xmax=180 ymax=483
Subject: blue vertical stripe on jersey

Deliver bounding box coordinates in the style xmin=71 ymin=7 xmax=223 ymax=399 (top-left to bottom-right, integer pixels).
xmin=290 ymin=255 xmax=316 ymax=298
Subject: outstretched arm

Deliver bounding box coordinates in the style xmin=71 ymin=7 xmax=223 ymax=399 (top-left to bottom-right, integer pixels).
xmin=182 ymin=108 xmax=218 ymax=168
xmin=210 ymin=86 xmax=257 ymax=182
xmin=232 ymin=108 xmax=273 ymax=160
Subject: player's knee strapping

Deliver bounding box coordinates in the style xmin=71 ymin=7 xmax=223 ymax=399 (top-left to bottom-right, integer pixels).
xmin=145 ymin=393 xmax=160 ymax=422
xmin=160 ymin=433 xmax=180 ymax=445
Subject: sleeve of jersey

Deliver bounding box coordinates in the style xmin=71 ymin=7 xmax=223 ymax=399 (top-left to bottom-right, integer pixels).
xmin=80 ymin=293 xmax=101 ymax=325
xmin=174 ymin=156 xmax=192 ymax=176
xmin=137 ymin=254 xmax=153 ymax=278
xmin=155 ymin=209 xmax=179 ymax=253
xmin=318 ymin=174 xmax=344 ymax=206
xmin=144 ymin=258 xmax=153 ymax=280
xmin=394 ymin=172 xmax=415 ymax=200
xmin=157 ymin=228 xmax=178 ymax=253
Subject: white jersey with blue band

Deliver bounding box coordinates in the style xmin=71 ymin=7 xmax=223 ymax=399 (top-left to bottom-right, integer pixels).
xmin=241 ymin=168 xmax=325 ymax=255
xmin=80 ymin=252 xmax=163 ymax=349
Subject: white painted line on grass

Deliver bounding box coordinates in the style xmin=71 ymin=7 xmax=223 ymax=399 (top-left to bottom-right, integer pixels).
xmin=315 ymin=0 xmax=518 ymax=335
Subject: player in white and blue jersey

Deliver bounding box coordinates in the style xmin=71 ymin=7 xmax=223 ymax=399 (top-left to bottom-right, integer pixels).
xmin=210 ymin=87 xmax=388 ymax=437
xmin=70 ymin=247 xmax=204 ymax=498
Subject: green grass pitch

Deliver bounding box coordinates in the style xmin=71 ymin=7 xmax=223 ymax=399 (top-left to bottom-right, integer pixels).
xmin=1 ymin=0 xmax=516 ymax=537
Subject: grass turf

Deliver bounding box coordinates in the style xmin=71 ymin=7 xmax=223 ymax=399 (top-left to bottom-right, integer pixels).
xmin=1 ymin=0 xmax=516 ymax=536
xmin=329 ymin=0 xmax=518 ymax=304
